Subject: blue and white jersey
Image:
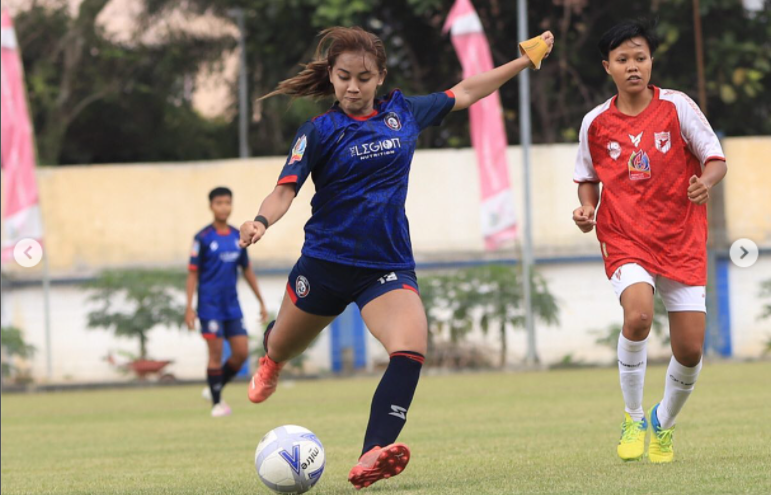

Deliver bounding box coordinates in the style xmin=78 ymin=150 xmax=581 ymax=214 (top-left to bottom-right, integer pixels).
xmin=277 ymin=89 xmax=455 ymax=269
xmin=189 ymin=225 xmax=249 ymax=320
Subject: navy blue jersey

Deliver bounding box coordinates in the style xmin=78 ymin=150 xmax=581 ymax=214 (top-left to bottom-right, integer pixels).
xmin=277 ymin=89 xmax=455 ymax=269
xmin=189 ymin=225 xmax=249 ymax=320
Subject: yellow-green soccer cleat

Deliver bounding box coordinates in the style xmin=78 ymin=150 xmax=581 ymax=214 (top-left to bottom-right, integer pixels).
xmin=617 ymin=412 xmax=648 ymax=461
xmin=648 ymin=403 xmax=675 ymax=463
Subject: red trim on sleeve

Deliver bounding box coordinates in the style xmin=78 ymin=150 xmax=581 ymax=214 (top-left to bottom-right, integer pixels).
xmin=704 ymin=156 xmax=726 ymax=163
xmin=202 ymin=333 xmax=218 ymax=341
xmin=390 ymin=352 xmax=425 ymax=364
xmin=278 ymin=175 xmax=298 ymax=185
xmin=444 ymin=90 xmax=455 ymax=99
xmin=188 ymin=264 xmax=198 ymax=271
xmin=286 ymin=282 xmax=298 ymax=304
xmin=402 ymin=284 xmax=419 ymax=294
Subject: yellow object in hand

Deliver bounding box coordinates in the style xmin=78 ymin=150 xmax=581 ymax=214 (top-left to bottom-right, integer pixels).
xmin=519 ymin=36 xmax=550 ymax=70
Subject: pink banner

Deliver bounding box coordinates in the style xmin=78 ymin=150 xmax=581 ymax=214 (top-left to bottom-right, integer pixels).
xmin=1 ymin=9 xmax=43 ymax=261
xmin=444 ymin=0 xmax=517 ymax=250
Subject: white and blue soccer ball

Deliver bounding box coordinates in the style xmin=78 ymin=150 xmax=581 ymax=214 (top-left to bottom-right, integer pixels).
xmin=254 ymin=425 xmax=325 ymax=494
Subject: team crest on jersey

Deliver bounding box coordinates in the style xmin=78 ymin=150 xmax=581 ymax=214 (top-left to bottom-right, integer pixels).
xmin=209 ymin=240 xmax=219 ymax=251
xmin=628 ymin=150 xmax=651 ymax=180
xmin=655 ymin=131 xmax=671 ymax=153
xmin=288 ymin=135 xmax=307 ymax=165
xmin=296 ymin=275 xmax=310 ymax=298
xmin=607 ymin=141 xmax=621 ymax=160
xmin=628 ymin=132 xmax=643 ymax=148
xmin=384 ymin=112 xmax=402 ymax=131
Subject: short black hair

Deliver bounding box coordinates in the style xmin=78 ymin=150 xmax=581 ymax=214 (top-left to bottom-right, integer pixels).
xmin=208 ymin=187 xmax=232 ymax=202
xmin=598 ymin=19 xmax=659 ymax=61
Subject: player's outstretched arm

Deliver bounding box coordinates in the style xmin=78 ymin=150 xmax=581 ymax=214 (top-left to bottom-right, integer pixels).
xmin=449 ymin=31 xmax=553 ymax=112
xmin=687 ymin=159 xmax=727 ymax=205
xmin=573 ymin=182 xmax=599 ymax=233
xmin=239 ymin=184 xmax=296 ymax=247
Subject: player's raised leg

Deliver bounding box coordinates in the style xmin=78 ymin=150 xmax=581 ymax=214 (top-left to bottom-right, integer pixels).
xmin=248 ymin=291 xmax=335 ymax=403
xmin=348 ymin=288 xmax=426 ymax=489
xmin=613 ymin=267 xmax=654 ymax=461
xmin=649 ymin=295 xmax=705 ymax=463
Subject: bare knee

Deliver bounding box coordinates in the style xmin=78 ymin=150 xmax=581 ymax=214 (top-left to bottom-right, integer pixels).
xmin=228 ymin=350 xmax=249 ymax=368
xmin=623 ymin=310 xmax=652 ymax=340
xmin=673 ymin=345 xmax=702 ymax=367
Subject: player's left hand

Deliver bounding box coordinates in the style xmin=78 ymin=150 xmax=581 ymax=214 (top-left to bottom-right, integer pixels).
xmin=687 ymin=175 xmax=710 ymax=205
xmin=259 ymin=306 xmax=269 ymax=324
xmin=541 ymin=31 xmax=554 ymax=58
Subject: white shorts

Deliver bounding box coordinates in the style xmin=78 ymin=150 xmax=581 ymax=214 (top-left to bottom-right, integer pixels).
xmin=609 ymin=263 xmax=706 ymax=313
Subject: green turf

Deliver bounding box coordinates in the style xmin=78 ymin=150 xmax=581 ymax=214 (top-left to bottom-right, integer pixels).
xmin=2 ymin=361 xmax=770 ymax=494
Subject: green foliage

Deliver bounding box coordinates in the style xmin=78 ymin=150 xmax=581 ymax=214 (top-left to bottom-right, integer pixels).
xmin=420 ymin=264 xmax=560 ymax=367
xmin=759 ymin=279 xmax=771 ymax=322
xmin=84 ymin=269 xmax=186 ymax=359
xmin=594 ymin=294 xmax=670 ymax=351
xmin=1 ymin=326 xmax=36 ymax=380
xmin=14 ymin=0 xmax=771 ymax=164
xmin=16 ymin=0 xmax=235 ymax=164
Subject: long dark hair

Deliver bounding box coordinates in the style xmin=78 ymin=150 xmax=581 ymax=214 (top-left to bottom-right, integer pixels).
xmin=260 ymin=26 xmax=386 ymax=100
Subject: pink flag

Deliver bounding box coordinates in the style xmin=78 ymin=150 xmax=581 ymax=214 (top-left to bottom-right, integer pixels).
xmin=444 ymin=0 xmax=517 ymax=250
xmin=1 ymin=9 xmax=43 ymax=261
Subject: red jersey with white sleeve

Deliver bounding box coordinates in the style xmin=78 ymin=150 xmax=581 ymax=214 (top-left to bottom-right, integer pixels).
xmin=573 ymin=86 xmax=725 ymax=286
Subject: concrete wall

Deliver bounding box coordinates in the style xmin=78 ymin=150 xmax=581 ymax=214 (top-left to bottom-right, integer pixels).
xmin=2 ymin=137 xmax=770 ymax=382
xmin=4 ymin=137 xmax=769 ymax=277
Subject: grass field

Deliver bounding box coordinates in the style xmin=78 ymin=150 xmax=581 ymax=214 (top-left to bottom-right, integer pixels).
xmin=2 ymin=361 xmax=770 ymax=494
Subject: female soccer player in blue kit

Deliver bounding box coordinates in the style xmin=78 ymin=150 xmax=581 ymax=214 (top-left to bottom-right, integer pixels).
xmin=238 ymin=27 xmax=553 ymax=489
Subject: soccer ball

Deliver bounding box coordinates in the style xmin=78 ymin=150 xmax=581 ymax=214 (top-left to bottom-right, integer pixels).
xmin=254 ymin=425 xmax=325 ymax=494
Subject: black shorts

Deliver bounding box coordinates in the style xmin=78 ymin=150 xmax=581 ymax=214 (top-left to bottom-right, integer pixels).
xmin=286 ymin=255 xmax=420 ymax=317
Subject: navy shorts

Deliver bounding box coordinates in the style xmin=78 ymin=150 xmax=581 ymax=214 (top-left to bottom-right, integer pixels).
xmin=286 ymin=256 xmax=420 ymax=317
xmin=199 ymin=318 xmax=247 ymax=340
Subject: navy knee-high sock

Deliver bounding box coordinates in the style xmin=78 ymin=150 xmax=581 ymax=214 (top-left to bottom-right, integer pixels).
xmin=207 ymin=368 xmax=223 ymax=405
xmin=221 ymin=360 xmax=241 ymax=386
xmin=362 ymin=351 xmax=424 ymax=456
xmin=263 ymin=320 xmax=276 ymax=356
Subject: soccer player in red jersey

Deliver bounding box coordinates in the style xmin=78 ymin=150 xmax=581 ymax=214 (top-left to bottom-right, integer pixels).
xmin=572 ymin=20 xmax=727 ymax=463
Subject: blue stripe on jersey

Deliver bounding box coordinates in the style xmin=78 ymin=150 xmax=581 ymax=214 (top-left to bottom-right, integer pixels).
xmin=276 ymin=90 xmax=455 ymax=269
xmin=189 ymin=225 xmax=249 ymax=320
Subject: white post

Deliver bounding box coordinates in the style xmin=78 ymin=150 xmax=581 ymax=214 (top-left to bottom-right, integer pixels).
xmin=517 ymin=0 xmax=538 ymax=365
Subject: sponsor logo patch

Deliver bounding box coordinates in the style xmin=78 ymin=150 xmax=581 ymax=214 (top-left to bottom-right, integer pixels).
xmin=628 ymin=150 xmax=651 ymax=180
xmin=190 ymin=240 xmax=200 ymax=257
xmin=288 ymin=134 xmax=307 ymax=165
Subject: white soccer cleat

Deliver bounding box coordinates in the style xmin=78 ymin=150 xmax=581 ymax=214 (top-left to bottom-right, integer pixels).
xmin=202 ymin=386 xmax=212 ymax=401
xmin=211 ymin=401 xmax=232 ymax=418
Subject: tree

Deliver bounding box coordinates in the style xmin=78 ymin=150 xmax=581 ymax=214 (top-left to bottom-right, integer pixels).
xmin=1 ymin=326 xmax=36 ymax=382
xmin=16 ymin=0 xmax=234 ymax=164
xmin=84 ymin=269 xmax=186 ymax=359
xmin=420 ymin=264 xmax=560 ymax=368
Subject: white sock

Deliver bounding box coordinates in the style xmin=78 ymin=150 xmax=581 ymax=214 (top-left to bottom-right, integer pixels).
xmin=618 ymin=334 xmax=648 ymax=421
xmin=657 ymin=357 xmax=702 ymax=429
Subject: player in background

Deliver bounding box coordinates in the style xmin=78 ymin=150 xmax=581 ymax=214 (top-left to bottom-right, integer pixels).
xmin=238 ymin=27 xmax=553 ymax=489
xmin=185 ymin=187 xmax=269 ymax=417
xmin=572 ymin=20 xmax=727 ymax=463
